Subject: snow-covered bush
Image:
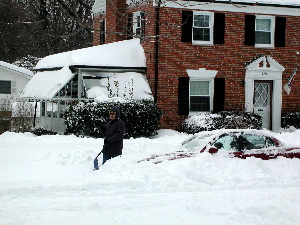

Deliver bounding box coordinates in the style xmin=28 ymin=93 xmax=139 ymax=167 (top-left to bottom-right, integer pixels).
xmin=182 ymin=111 xmax=262 ymax=134
xmin=282 ymin=112 xmax=300 ymax=129
xmin=64 ymin=100 xmax=161 ymax=138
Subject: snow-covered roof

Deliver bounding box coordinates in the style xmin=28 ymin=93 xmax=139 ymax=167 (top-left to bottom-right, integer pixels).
xmin=35 ymin=39 xmax=146 ymax=70
xmin=0 ymin=61 xmax=34 ymax=77
xmin=21 ymin=39 xmax=151 ymax=100
xmin=21 ymin=66 xmax=74 ymax=99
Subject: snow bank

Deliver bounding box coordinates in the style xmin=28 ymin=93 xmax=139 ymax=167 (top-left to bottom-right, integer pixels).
xmin=1 ymin=129 xmax=300 ymax=225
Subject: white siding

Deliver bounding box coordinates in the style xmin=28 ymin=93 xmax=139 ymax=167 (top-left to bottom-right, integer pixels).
xmin=0 ymin=67 xmax=31 ymax=99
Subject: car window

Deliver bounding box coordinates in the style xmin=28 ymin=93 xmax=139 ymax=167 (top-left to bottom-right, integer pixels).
xmin=213 ymin=134 xmax=237 ymax=150
xmin=240 ymin=134 xmax=276 ymax=150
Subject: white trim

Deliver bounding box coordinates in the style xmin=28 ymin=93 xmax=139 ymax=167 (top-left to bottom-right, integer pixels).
xmin=192 ymin=11 xmax=214 ymax=45
xmin=163 ymin=1 xmax=300 ymax=17
xmin=245 ymin=56 xmax=284 ymax=132
xmin=187 ymin=68 xmax=218 ymax=114
xmin=255 ymin=15 xmax=275 ymax=48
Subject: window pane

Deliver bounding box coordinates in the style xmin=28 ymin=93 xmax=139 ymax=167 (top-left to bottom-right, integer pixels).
xmin=256 ymin=19 xmax=271 ymax=31
xmin=190 ymin=96 xmax=210 ymax=111
xmin=190 ymin=81 xmax=209 ymax=95
xmin=0 ymin=81 xmax=11 ymax=94
xmin=193 ymin=28 xmax=210 ymax=41
xmin=194 ymin=15 xmax=209 ymax=27
xmin=255 ymin=31 xmax=271 ymax=44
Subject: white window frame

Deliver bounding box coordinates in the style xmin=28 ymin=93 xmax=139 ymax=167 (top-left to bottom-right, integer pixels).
xmin=133 ymin=11 xmax=144 ymax=37
xmin=192 ymin=11 xmax=214 ymax=45
xmin=255 ymin=15 xmax=275 ymax=48
xmin=189 ymin=79 xmax=213 ymax=112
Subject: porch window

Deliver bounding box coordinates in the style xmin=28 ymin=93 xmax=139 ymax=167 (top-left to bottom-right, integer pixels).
xmin=190 ymin=81 xmax=210 ymax=111
xmin=0 ymin=81 xmax=11 ymax=94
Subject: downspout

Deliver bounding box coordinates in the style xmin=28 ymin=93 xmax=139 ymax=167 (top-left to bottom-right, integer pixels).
xmin=154 ymin=0 xmax=161 ymax=103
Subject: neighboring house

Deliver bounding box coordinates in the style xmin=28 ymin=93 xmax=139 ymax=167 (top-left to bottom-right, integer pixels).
xmin=0 ymin=61 xmax=33 ymax=105
xmin=92 ymin=0 xmax=300 ymax=132
xmin=20 ymin=39 xmax=153 ymax=133
xmin=0 ymin=61 xmax=33 ymax=134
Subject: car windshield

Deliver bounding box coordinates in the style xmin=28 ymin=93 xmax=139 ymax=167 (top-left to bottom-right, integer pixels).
xmin=212 ymin=133 xmax=277 ymax=151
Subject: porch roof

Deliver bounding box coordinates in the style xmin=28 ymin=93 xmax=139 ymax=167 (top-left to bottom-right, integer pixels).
xmin=34 ymin=39 xmax=146 ymax=70
xmin=20 ymin=39 xmax=148 ymax=99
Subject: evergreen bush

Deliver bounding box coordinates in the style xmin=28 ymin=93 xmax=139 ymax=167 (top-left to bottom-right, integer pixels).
xmin=31 ymin=127 xmax=58 ymax=136
xmin=182 ymin=111 xmax=262 ymax=134
xmin=281 ymin=112 xmax=300 ymax=129
xmin=64 ymin=100 xmax=161 ymax=138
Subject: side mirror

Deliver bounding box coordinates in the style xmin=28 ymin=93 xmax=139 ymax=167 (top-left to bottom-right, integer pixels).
xmin=208 ymin=147 xmax=218 ymax=154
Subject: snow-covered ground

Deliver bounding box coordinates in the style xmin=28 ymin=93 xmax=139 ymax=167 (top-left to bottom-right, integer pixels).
xmin=1 ymin=129 xmax=300 ymax=225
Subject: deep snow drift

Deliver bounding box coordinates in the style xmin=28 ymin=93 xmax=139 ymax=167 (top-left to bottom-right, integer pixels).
xmin=1 ymin=129 xmax=300 ymax=225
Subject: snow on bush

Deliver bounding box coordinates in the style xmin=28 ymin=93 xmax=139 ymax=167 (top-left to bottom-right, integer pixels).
xmin=182 ymin=111 xmax=262 ymax=134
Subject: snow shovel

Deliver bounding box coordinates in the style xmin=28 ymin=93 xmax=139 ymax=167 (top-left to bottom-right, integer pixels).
xmin=93 ymin=151 xmax=102 ymax=170
xmin=94 ymin=144 xmax=107 ymax=170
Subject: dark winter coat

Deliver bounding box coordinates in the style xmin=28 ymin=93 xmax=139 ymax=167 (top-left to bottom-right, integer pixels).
xmin=103 ymin=107 xmax=125 ymax=155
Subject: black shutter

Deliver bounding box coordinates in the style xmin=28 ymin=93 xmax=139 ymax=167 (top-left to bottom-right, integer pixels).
xmin=181 ymin=11 xmax=193 ymax=42
xmin=214 ymin=13 xmax=225 ymax=44
xmin=127 ymin=13 xmax=133 ymax=40
xmin=213 ymin=78 xmax=225 ymax=113
xmin=275 ymin=17 xmax=286 ymax=47
xmin=178 ymin=77 xmax=190 ymax=115
xmin=244 ymin=15 xmax=255 ymax=46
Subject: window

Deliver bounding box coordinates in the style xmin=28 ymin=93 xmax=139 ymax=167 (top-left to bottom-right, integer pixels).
xmin=0 ymin=81 xmax=11 ymax=94
xmin=255 ymin=16 xmax=274 ymax=47
xmin=182 ymin=11 xmax=225 ymax=45
xmin=190 ymin=80 xmax=210 ymax=111
xmin=133 ymin=11 xmax=145 ymax=38
xmin=193 ymin=12 xmax=213 ymax=44
xmin=245 ymin=15 xmax=285 ymax=48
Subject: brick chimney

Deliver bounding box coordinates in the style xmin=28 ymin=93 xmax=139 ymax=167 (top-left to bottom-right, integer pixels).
xmin=105 ymin=0 xmax=127 ymax=43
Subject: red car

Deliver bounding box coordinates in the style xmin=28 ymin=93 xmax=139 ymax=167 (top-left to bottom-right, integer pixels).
xmin=139 ymin=129 xmax=300 ymax=163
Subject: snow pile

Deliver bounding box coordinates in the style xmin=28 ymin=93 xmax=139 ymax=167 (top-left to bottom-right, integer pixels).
xmin=1 ymin=129 xmax=300 ymax=224
xmin=86 ymin=72 xmax=153 ymax=102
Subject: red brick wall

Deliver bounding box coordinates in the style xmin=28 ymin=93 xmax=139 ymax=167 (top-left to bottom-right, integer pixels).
xmin=94 ymin=2 xmax=300 ymax=131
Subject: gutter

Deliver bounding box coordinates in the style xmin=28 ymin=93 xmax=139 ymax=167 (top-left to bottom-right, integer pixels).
xmin=196 ymin=0 xmax=300 ymax=8
xmin=33 ymin=65 xmax=147 ymax=73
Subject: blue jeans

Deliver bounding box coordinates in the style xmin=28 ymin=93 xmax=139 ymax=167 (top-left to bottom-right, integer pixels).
xmin=102 ymin=153 xmax=120 ymax=165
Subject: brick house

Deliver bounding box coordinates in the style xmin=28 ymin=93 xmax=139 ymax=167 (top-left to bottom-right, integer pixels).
xmin=92 ymin=0 xmax=300 ymax=132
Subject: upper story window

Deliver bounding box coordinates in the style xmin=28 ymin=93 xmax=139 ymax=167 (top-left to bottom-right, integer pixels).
xmin=133 ymin=11 xmax=145 ymax=38
xmin=0 ymin=81 xmax=11 ymax=94
xmin=255 ymin=16 xmax=275 ymax=48
xmin=245 ymin=15 xmax=286 ymax=48
xmin=182 ymin=11 xmax=225 ymax=45
xmin=193 ymin=12 xmax=214 ymax=45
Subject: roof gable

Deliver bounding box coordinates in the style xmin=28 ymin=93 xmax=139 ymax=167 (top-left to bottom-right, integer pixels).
xmin=0 ymin=61 xmax=34 ymax=77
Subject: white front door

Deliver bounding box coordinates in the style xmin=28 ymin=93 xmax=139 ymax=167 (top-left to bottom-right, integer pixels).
xmin=253 ymin=81 xmax=272 ymax=129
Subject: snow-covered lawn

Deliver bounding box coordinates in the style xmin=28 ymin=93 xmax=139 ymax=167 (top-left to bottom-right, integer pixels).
xmin=1 ymin=129 xmax=300 ymax=225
